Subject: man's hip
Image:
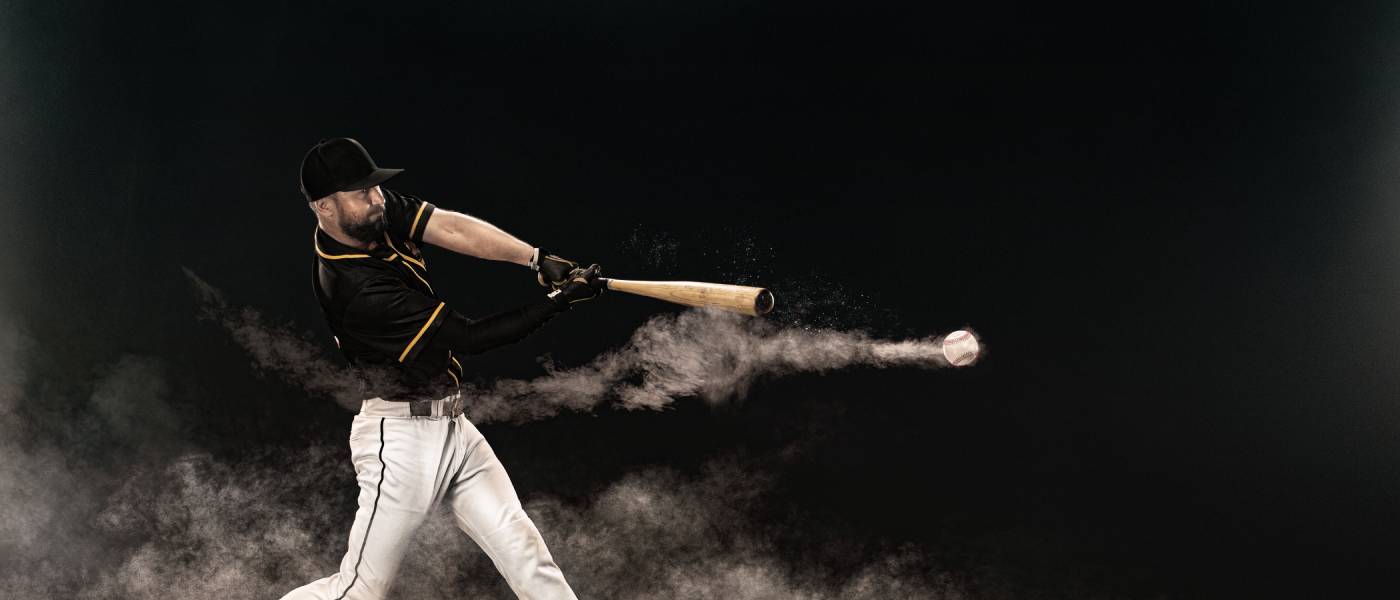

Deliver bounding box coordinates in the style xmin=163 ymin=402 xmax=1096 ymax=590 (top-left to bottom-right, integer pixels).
xmin=358 ymin=392 xmax=464 ymax=418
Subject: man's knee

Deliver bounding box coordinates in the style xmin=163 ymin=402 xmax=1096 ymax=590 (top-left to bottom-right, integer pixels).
xmin=481 ymin=509 xmax=546 ymax=552
xmin=481 ymin=512 xmax=569 ymax=585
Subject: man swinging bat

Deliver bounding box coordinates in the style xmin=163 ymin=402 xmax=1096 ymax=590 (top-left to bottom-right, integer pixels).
xmin=282 ymin=137 xmax=599 ymax=600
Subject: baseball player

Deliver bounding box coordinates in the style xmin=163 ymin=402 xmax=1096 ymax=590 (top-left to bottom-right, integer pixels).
xmin=281 ymin=138 xmax=600 ymax=600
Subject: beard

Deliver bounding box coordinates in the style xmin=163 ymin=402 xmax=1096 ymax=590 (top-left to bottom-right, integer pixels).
xmin=340 ymin=209 xmax=387 ymax=245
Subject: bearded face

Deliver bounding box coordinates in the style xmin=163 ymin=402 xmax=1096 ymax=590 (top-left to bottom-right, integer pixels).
xmin=330 ymin=188 xmax=388 ymax=244
xmin=340 ymin=203 xmax=387 ymax=244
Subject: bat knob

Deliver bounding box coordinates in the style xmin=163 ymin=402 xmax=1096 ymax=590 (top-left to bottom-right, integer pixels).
xmin=753 ymin=289 xmax=775 ymax=315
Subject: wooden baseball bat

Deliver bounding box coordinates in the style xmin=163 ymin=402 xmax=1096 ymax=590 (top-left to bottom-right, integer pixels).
xmin=596 ymin=278 xmax=775 ymax=316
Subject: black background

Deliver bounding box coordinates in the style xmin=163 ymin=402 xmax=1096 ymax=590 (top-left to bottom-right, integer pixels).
xmin=5 ymin=1 xmax=1400 ymax=597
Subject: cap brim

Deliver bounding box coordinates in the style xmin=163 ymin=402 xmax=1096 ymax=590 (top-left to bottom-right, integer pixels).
xmin=341 ymin=167 xmax=403 ymax=192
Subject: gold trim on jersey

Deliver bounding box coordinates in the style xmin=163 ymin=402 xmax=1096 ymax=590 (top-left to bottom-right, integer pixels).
xmin=446 ymin=350 xmax=462 ymax=386
xmin=396 ymin=259 xmax=434 ymax=293
xmin=382 ymin=233 xmax=426 ymax=270
xmin=409 ymin=202 xmax=429 ymax=240
xmin=398 ymin=301 xmax=446 ymax=363
xmin=313 ymin=228 xmax=371 ymax=260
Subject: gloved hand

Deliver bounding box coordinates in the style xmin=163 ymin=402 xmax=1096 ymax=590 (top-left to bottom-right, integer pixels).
xmin=547 ymin=264 xmax=605 ymax=309
xmin=531 ymin=249 xmax=579 ymax=291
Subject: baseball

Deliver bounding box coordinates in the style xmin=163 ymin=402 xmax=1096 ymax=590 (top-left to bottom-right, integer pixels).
xmin=942 ymin=330 xmax=980 ymax=367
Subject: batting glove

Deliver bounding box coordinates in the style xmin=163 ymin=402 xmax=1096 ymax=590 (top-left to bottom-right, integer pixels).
xmin=547 ymin=264 xmax=605 ymax=309
xmin=530 ymin=248 xmax=579 ymax=290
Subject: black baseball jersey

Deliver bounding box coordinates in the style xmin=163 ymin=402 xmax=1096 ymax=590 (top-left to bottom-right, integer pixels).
xmin=312 ymin=188 xmax=564 ymax=401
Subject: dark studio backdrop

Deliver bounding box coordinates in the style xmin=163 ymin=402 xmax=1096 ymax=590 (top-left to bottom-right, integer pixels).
xmin=2 ymin=1 xmax=1398 ymax=598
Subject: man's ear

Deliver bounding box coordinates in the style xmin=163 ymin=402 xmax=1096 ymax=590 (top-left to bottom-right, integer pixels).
xmin=311 ymin=196 xmax=335 ymax=217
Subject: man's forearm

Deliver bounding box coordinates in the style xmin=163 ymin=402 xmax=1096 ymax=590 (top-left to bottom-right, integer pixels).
xmin=427 ymin=301 xmax=564 ymax=356
xmin=422 ymin=209 xmax=535 ymax=266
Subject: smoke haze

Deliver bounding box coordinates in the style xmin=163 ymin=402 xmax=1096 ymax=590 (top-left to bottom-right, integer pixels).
xmin=184 ymin=269 xmax=970 ymax=424
xmin=0 ymin=271 xmax=1008 ymax=599
xmin=0 ymin=317 xmax=978 ymax=599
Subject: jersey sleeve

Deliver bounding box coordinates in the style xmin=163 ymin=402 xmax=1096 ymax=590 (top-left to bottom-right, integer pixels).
xmin=342 ymin=276 xmax=449 ymax=365
xmin=424 ymin=299 xmax=564 ymax=357
xmin=382 ymin=187 xmax=437 ymax=245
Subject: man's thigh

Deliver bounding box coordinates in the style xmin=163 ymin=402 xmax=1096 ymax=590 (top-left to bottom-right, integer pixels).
xmin=445 ymin=417 xmax=577 ymax=599
xmin=282 ymin=416 xmax=441 ymax=599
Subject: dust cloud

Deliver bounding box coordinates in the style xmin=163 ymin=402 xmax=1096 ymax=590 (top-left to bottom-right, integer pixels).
xmin=0 ymin=310 xmax=972 ymax=598
xmin=184 ymin=269 xmax=970 ymax=425
xmin=0 ymin=272 xmax=992 ymax=598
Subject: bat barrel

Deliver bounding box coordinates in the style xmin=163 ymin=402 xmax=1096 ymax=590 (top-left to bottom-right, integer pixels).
xmin=754 ymin=288 xmax=775 ymax=315
xmin=598 ymin=278 xmax=775 ymax=316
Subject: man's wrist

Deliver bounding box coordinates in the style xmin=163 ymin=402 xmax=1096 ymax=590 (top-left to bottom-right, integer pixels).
xmin=527 ymin=247 xmax=541 ymax=271
xmin=545 ymin=289 xmax=571 ymax=311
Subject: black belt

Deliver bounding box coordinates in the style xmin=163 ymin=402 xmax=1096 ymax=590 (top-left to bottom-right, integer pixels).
xmin=359 ymin=394 xmax=464 ymax=418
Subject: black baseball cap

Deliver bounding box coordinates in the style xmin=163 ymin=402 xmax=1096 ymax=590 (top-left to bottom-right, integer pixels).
xmin=299 ymin=137 xmax=403 ymax=201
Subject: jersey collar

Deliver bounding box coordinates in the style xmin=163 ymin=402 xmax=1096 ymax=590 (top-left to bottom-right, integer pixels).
xmin=314 ymin=226 xmax=398 ymax=261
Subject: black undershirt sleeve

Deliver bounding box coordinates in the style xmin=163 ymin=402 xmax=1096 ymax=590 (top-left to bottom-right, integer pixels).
xmin=425 ymin=300 xmax=565 ymax=356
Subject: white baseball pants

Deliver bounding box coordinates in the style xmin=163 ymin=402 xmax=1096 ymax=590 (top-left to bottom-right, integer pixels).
xmin=281 ymin=397 xmax=577 ymax=600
